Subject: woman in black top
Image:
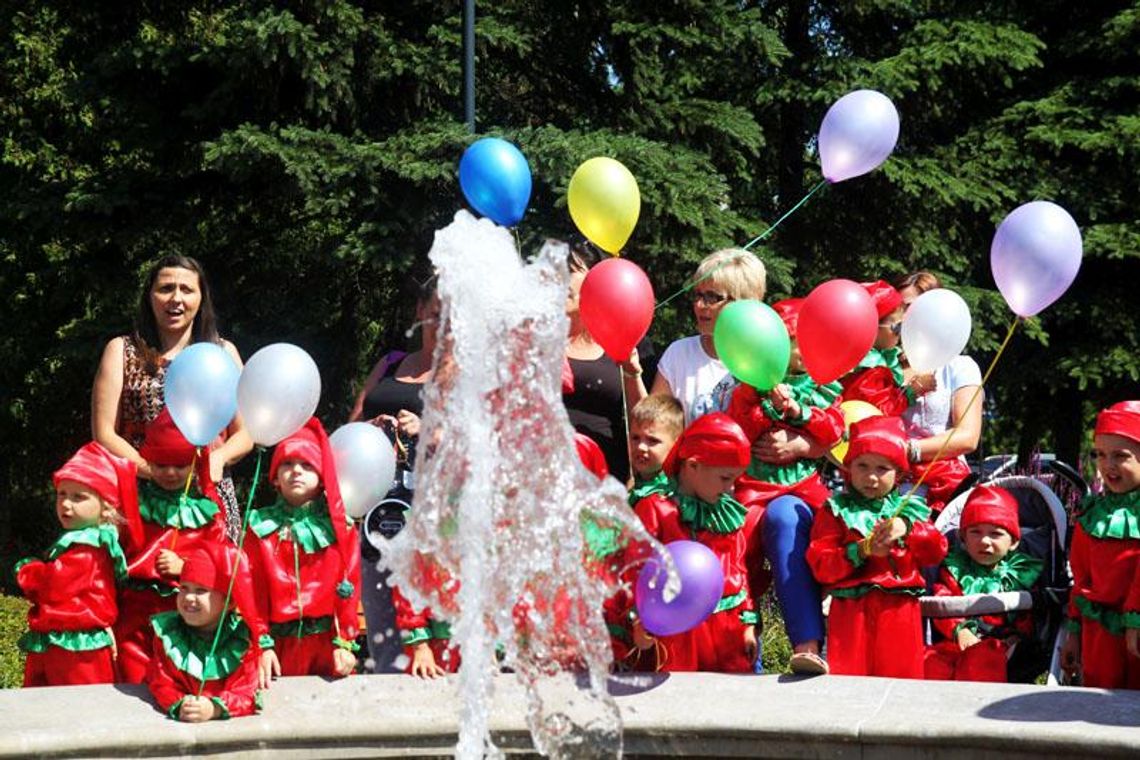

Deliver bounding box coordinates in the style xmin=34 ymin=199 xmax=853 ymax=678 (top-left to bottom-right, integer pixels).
xmin=348 ymin=277 xmax=439 ymax=672
xmin=562 ymin=239 xmax=654 ymax=483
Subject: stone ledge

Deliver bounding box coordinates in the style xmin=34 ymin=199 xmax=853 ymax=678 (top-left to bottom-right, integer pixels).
xmin=1 ymin=673 xmax=1138 ymax=758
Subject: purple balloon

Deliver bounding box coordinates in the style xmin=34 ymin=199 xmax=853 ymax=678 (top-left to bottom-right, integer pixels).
xmin=635 ymin=540 xmax=724 ymax=637
xmin=990 ymin=201 xmax=1083 ymax=317
xmin=818 ymin=90 xmax=900 ymax=183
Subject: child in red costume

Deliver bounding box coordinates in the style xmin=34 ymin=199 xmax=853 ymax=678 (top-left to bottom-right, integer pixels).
xmin=841 ymin=281 xmax=930 ymax=417
xmin=728 ymin=298 xmax=845 ymax=511
xmin=807 ymin=416 xmax=946 ymax=678
xmin=17 ymin=442 xmax=140 ymax=686
xmin=924 ymin=486 xmax=1042 ymax=682
xmin=245 ymin=418 xmax=361 ymax=684
xmin=1061 ymin=401 xmax=1140 ymax=688
xmin=145 ymin=543 xmax=261 ymax=720
xmin=627 ymin=413 xmax=758 ymax=672
xmin=116 ymin=409 xmax=229 ymax=683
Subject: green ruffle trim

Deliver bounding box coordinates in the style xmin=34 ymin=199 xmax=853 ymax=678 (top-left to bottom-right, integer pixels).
xmin=628 ymin=471 xmax=670 ymax=506
xmin=856 ymin=346 xmax=905 ymax=385
xmin=746 ymin=458 xmax=819 ymax=487
xmin=942 ymin=547 xmax=1043 ymax=595
xmin=761 ymin=374 xmax=842 ymax=426
xmin=1073 ymin=596 xmax=1140 ymax=636
xmin=138 ymin=480 xmax=219 ymax=529
xmin=1076 ymin=491 xmax=1140 ymax=540
xmin=269 ymin=615 xmax=332 ymax=640
xmin=678 ymin=491 xmax=748 ymax=535
xmin=14 ymin=557 xmax=34 ymax=573
xmin=248 ymin=496 xmax=336 ymax=553
xmin=18 ymin=627 xmax=114 ymax=653
xmin=739 ymin=610 xmax=759 ymax=626
xmin=713 ymin=588 xmax=747 ymax=614
xmin=333 ymin=636 xmax=360 ymax=652
xmin=580 ymin=511 xmax=627 ymax=560
xmin=258 ymin=634 xmax=275 ymax=650
xmin=845 ymin=542 xmax=866 ymax=568
xmin=829 ymin=583 xmax=926 ymax=600
xmin=44 ymin=524 xmax=127 ymax=581
xmin=402 ymin=619 xmax=452 ymax=645
xmin=151 ymin=610 xmax=251 ymax=681
xmin=826 ymin=491 xmax=930 ymax=538
xmin=607 ymin=623 xmax=631 ymax=643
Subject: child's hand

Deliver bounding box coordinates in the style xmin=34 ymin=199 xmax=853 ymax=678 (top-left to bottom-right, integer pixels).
xmin=956 ymin=628 xmax=982 ymax=651
xmin=743 ymin=625 xmax=758 ymax=663
xmin=258 ymin=649 xmax=281 ymax=689
xmin=1127 ymin=628 xmax=1140 ymax=660
xmin=410 ymin=642 xmax=445 ymax=679
xmin=768 ymin=384 xmax=801 ymax=420
xmin=370 ymin=413 xmax=398 ymax=431
xmin=869 ymin=518 xmax=907 ymax=557
xmin=1060 ymin=631 xmax=1081 ymax=680
xmin=155 ymin=550 xmax=184 ymax=578
xmin=908 ymin=373 xmax=936 ymax=397
xmin=332 ymin=647 xmax=357 ymax=677
xmin=178 ymin=695 xmax=220 ymax=723
xmin=631 ymin=620 xmax=656 ymax=651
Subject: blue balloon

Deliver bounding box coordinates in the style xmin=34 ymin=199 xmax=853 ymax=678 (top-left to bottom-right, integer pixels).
xmin=164 ymin=343 xmax=240 ymax=447
xmin=458 ymin=137 xmax=532 ymax=227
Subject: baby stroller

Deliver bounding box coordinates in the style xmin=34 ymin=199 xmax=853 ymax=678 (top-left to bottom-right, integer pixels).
xmin=920 ymin=461 xmax=1087 ymax=685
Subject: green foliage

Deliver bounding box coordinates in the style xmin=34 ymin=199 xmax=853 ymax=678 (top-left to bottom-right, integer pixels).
xmin=0 ymin=595 xmax=29 ymax=689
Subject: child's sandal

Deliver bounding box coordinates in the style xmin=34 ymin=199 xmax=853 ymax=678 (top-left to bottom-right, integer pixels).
xmin=789 ymin=651 xmax=829 ymax=676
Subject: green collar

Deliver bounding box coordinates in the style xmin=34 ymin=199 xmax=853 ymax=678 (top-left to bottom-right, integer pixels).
xmin=826 ymin=490 xmax=930 ymax=537
xmin=249 ymin=496 xmax=335 ymax=553
xmin=580 ymin=511 xmax=626 ymax=560
xmin=677 ymin=489 xmax=748 ymax=534
xmin=138 ymin=480 xmax=219 ymax=530
xmin=629 ymin=471 xmax=670 ymax=506
xmin=1077 ymin=490 xmax=1140 ymax=540
xmin=943 ymin=547 xmax=1043 ymax=595
xmin=46 ymin=524 xmax=127 ymax=580
xmin=857 ymin=346 xmax=905 ymax=384
xmin=762 ymin=374 xmax=842 ymax=423
xmin=151 ymin=610 xmax=250 ymax=680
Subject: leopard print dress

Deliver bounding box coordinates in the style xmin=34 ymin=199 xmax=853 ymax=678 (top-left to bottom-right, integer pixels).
xmin=119 ymin=335 xmax=242 ymax=540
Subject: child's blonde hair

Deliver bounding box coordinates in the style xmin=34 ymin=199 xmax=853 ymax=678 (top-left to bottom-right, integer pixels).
xmin=631 ymin=395 xmax=685 ymax=440
xmin=691 ymin=248 xmax=767 ymax=301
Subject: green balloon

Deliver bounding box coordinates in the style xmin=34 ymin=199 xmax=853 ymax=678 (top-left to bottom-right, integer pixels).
xmin=712 ymin=300 xmax=790 ymax=392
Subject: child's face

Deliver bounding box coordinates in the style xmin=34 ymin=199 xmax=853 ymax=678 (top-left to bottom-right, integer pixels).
xmin=788 ymin=338 xmax=805 ymax=374
xmin=875 ymin=306 xmax=904 ymax=350
xmin=274 ymin=458 xmax=321 ymax=506
xmin=151 ymin=462 xmax=194 ymax=492
xmin=1093 ymin=433 xmax=1140 ymax=494
xmin=630 ymin=420 xmax=678 ymax=481
xmin=962 ymin=522 xmax=1018 ymax=566
xmin=55 ymin=479 xmax=108 ymax=530
xmin=177 ymin=581 xmax=225 ymax=631
xmin=849 ymin=453 xmax=899 ymax=499
xmin=679 ymin=460 xmax=744 ymax=504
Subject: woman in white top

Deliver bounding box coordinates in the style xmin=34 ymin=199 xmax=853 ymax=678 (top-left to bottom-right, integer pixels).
xmin=650 ymin=248 xmax=767 ymax=423
xmin=896 ymin=271 xmax=984 ymax=512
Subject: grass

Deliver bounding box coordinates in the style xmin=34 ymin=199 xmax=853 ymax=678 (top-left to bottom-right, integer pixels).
xmin=758 ymin=592 xmax=793 ymax=674
xmin=0 ymin=594 xmax=29 ymax=689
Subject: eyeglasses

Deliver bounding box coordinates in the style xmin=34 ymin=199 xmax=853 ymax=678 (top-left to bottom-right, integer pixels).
xmin=691 ymin=290 xmax=731 ymax=307
xmin=879 ymin=320 xmax=903 ymax=335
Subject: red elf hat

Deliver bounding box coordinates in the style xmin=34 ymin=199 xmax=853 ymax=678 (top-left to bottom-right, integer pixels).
xmin=844 ymin=416 xmax=909 ymax=473
xmin=140 ymin=409 xmax=218 ymax=501
xmin=960 ymin=485 xmax=1020 ymax=540
xmin=862 ymin=280 xmax=903 ymax=319
xmin=53 ymin=441 xmax=143 ymax=548
xmin=179 ymin=541 xmax=259 ymax=624
xmin=662 ymin=412 xmax=751 ymax=479
xmin=772 ymin=298 xmax=804 ymax=339
xmin=1094 ymin=401 xmax=1140 ymax=446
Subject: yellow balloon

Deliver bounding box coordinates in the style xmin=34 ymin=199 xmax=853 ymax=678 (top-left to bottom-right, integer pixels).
xmin=829 ymin=400 xmax=883 ymax=465
xmin=567 ymin=157 xmax=640 ymax=254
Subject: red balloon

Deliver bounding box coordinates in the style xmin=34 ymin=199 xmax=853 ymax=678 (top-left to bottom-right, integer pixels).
xmin=579 ymin=258 xmax=655 ymax=362
xmin=797 ymin=279 xmax=878 ymax=384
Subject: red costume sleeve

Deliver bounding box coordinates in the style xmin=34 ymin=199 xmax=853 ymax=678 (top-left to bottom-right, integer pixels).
xmin=904 ymin=521 xmax=948 ymax=568
xmin=931 ymin=566 xmax=967 ymax=641
xmin=213 ymin=650 xmax=261 ymax=718
xmin=18 ymin=546 xmax=118 ymax=630
xmin=806 ymin=508 xmax=861 ymax=586
xmin=841 ymin=367 xmax=912 ymax=417
xmin=392 ymin=587 xmax=431 ymax=633
xmin=1067 ymin=526 xmax=1088 ymax=622
xmin=801 ymin=403 xmax=845 ymax=448
xmin=725 ymin=384 xmax=772 ymax=442
xmin=242 ymin=532 xmax=272 ymax=645
xmin=145 ymin=639 xmax=188 ymax=716
xmin=335 ymin=529 xmax=362 ymax=641
xmin=15 ymin=559 xmax=46 ymax=603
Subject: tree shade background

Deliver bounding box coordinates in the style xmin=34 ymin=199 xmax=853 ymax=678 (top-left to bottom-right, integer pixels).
xmin=2 ymin=1 xmax=1137 ymax=570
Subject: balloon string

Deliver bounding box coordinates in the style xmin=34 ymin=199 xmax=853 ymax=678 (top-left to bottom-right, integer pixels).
xmin=654 ymin=178 xmax=829 ymax=312
xmin=198 ymin=446 xmax=264 ymax=697
xmin=513 ymin=227 xmax=522 ymax=256
xmin=620 ymin=375 xmax=632 ymax=486
xmin=887 ymin=315 xmax=1021 ymax=522
xmin=170 ymin=448 xmax=200 ymax=552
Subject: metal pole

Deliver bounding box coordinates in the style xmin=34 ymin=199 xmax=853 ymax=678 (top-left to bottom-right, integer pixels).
xmin=464 ymin=0 xmax=475 ymax=133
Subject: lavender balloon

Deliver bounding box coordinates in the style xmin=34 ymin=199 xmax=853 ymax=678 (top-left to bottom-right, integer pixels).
xmin=636 ymin=540 xmax=724 ymax=637
xmin=818 ymin=90 xmax=900 ymax=183
xmin=991 ymin=201 xmax=1083 ymax=317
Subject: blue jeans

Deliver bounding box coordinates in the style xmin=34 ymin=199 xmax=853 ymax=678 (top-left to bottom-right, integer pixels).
xmin=762 ymin=495 xmax=824 ymax=649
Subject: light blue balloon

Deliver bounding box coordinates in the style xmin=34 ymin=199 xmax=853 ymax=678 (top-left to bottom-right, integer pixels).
xmin=458 ymin=137 xmax=532 ymax=227
xmin=164 ymin=343 xmax=240 ymax=447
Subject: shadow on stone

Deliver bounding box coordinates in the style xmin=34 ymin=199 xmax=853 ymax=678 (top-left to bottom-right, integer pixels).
xmin=978 ymin=690 xmax=1140 ymax=727
xmin=606 ymin=672 xmax=670 ymax=697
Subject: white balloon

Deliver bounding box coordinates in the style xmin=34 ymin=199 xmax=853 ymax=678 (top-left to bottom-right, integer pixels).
xmin=329 ymin=422 xmax=397 ymax=519
xmin=237 ymin=343 xmax=321 ymax=446
xmin=901 ymin=289 xmax=972 ymax=372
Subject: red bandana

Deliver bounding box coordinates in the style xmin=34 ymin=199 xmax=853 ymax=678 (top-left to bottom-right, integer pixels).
xmin=140 ymin=409 xmax=197 ymax=466
xmin=772 ymin=298 xmax=804 ymax=339
xmin=844 ymin=416 xmax=909 ymax=473
xmin=862 ymin=280 xmax=903 ymax=320
xmin=960 ymin=485 xmax=1020 ymax=540
xmin=1094 ymin=401 xmax=1140 ymax=446
xmin=662 ymin=413 xmax=751 ymax=479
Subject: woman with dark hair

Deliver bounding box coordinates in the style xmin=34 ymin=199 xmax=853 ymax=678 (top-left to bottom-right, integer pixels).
xmin=91 ymin=255 xmax=252 ymax=536
xmin=562 ymin=238 xmax=653 ymax=483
